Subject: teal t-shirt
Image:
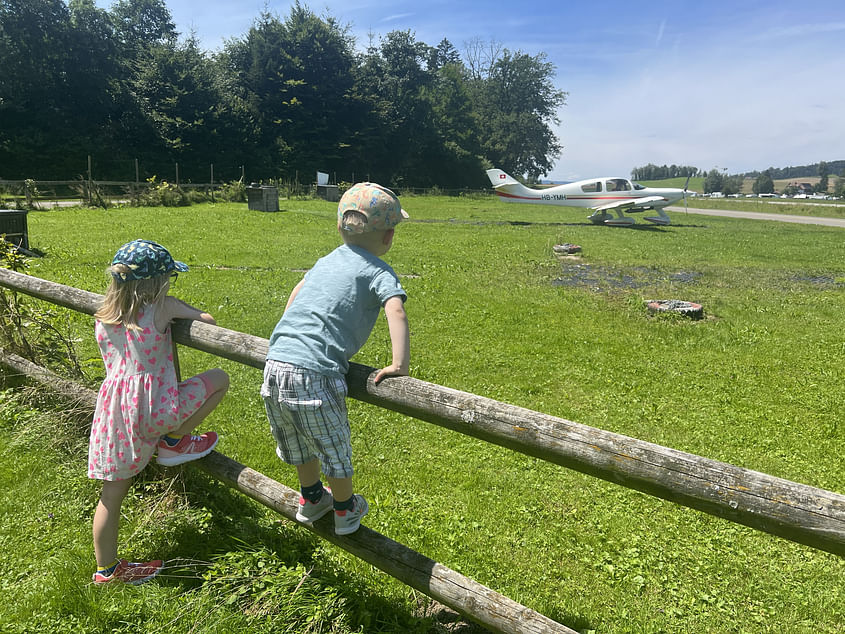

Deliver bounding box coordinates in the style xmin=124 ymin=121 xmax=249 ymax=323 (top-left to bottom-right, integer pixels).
xmin=266 ymin=244 xmax=406 ymax=377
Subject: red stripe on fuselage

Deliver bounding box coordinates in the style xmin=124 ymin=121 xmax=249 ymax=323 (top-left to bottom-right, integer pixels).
xmin=567 ymin=196 xmax=642 ymax=201
xmin=495 ymin=191 xmax=670 ymax=203
xmin=495 ymin=191 xmax=541 ymax=200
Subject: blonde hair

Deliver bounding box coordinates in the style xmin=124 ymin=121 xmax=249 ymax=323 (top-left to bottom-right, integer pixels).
xmin=339 ymin=211 xmax=392 ymax=251
xmin=94 ymin=264 xmax=170 ymax=330
xmin=340 ymin=209 xmax=369 ymax=234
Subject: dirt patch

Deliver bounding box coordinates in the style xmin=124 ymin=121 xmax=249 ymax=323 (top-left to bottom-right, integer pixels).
xmin=789 ymin=274 xmax=845 ymax=287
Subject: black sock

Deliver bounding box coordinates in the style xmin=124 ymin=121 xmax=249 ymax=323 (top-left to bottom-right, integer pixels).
xmin=301 ymin=481 xmax=324 ymax=504
xmin=333 ymin=496 xmax=354 ymax=512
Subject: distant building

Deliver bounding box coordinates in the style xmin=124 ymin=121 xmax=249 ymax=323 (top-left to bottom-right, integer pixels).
xmin=789 ymin=182 xmax=815 ymax=195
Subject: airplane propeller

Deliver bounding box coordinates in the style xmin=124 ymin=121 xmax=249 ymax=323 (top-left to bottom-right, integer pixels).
xmin=682 ymin=174 xmax=691 ymax=215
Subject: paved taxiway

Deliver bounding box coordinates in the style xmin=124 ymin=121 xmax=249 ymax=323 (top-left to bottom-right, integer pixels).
xmin=666 ymin=206 xmax=845 ymax=228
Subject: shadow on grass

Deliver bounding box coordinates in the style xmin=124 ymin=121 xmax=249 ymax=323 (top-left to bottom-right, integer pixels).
xmin=142 ymin=469 xmax=592 ymax=633
xmin=145 ymin=470 xmax=447 ymax=632
xmin=413 ymin=217 xmax=708 ymax=229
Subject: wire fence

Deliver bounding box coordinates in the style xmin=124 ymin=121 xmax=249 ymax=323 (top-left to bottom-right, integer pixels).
xmin=0 ymin=178 xmax=493 ymax=209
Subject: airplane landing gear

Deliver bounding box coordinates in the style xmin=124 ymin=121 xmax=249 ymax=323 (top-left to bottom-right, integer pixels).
xmin=644 ymin=208 xmax=672 ymax=226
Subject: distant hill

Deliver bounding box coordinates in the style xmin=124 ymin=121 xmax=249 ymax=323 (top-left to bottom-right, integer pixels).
xmin=740 ymin=160 xmax=845 ymax=179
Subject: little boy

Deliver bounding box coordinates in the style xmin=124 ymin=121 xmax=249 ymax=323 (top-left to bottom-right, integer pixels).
xmin=261 ymin=182 xmax=410 ymax=535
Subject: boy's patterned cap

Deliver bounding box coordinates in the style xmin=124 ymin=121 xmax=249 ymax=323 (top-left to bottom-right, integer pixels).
xmin=111 ymin=239 xmax=188 ymax=282
xmin=338 ymin=182 xmax=409 ymax=233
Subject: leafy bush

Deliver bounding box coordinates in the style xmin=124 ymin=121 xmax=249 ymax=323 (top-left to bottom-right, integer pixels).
xmin=71 ymin=177 xmax=110 ymax=209
xmin=137 ymin=176 xmax=191 ymax=207
xmin=0 ymin=240 xmax=85 ymax=379
xmin=218 ymin=180 xmax=247 ymax=202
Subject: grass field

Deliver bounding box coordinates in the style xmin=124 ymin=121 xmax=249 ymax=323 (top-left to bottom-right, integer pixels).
xmin=1 ymin=194 xmax=844 ymax=632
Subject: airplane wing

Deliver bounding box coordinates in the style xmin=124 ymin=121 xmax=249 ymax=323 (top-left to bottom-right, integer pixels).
xmin=593 ymin=196 xmax=665 ymax=212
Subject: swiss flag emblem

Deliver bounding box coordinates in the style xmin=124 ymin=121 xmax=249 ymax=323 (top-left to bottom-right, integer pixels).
xmin=499 ymin=174 xmax=506 ymax=179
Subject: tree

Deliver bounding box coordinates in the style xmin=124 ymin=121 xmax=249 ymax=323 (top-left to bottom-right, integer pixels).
xmin=467 ymin=44 xmax=566 ymax=180
xmin=424 ymin=61 xmax=486 ymax=187
xmin=427 ymin=38 xmax=461 ymax=71
xmin=223 ymin=3 xmax=359 ymax=179
xmin=834 ymin=175 xmax=845 ymax=199
xmin=353 ymin=29 xmax=438 ymax=184
xmin=752 ymin=169 xmax=774 ymax=195
xmin=111 ymin=0 xmax=176 ymax=52
xmin=703 ymin=169 xmax=724 ymax=194
xmin=721 ymin=175 xmax=742 ymax=196
xmin=0 ymin=0 xmax=74 ymax=176
xmin=131 ymin=36 xmax=244 ymax=180
xmin=816 ymin=161 xmax=829 ymax=193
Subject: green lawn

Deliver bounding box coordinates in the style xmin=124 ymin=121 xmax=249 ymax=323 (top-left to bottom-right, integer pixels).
xmin=1 ymin=194 xmax=844 ymax=632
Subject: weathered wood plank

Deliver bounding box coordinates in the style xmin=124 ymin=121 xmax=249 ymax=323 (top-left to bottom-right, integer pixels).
xmin=0 ymin=349 xmax=572 ymax=634
xmin=0 ymin=348 xmax=97 ymax=409
xmin=1 ymin=268 xmax=843 ymax=557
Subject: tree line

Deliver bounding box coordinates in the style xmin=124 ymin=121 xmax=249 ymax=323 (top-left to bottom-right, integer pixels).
xmin=629 ymin=164 xmax=702 ymax=181
xmin=741 ymin=160 xmax=845 ymax=181
xmin=633 ymin=160 xmax=843 ymax=196
xmin=0 ymin=0 xmax=567 ymax=188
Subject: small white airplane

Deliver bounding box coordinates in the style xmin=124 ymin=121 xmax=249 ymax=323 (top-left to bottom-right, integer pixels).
xmin=486 ymin=168 xmax=689 ymax=226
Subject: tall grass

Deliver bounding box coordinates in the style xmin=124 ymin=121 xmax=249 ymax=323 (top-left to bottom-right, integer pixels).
xmin=1 ymin=196 xmax=843 ymax=632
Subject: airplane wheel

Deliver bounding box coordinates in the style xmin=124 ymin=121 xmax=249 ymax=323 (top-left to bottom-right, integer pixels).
xmin=646 ymin=299 xmax=703 ymax=319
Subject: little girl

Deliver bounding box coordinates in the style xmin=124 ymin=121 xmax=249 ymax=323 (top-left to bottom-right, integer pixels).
xmin=88 ymin=239 xmax=229 ymax=585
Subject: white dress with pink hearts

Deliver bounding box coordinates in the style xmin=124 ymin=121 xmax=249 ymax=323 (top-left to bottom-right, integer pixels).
xmin=88 ymin=305 xmax=209 ymax=481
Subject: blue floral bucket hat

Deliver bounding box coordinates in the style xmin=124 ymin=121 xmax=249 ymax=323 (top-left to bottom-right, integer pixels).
xmin=111 ymin=239 xmax=188 ymax=282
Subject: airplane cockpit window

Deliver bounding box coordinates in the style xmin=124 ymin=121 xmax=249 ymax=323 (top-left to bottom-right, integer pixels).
xmin=606 ymin=178 xmax=631 ymax=192
xmin=633 ymin=183 xmax=646 ymax=190
xmin=581 ymin=181 xmax=601 ymax=192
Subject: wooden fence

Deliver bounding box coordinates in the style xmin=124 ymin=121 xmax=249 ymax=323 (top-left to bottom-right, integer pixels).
xmin=0 ymin=178 xmax=491 ymax=208
xmin=1 ymin=268 xmax=844 ymax=628
xmin=0 ymin=350 xmax=566 ymax=634
xmin=0 ymin=178 xmax=227 ymax=208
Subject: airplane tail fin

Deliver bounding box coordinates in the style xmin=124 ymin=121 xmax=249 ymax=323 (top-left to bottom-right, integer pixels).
xmin=485 ymin=169 xmax=541 ymax=202
xmin=486 ymin=169 xmax=521 ymax=188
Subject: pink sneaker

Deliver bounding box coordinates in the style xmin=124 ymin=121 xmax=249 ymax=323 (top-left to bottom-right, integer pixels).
xmin=92 ymin=558 xmax=162 ymax=585
xmin=157 ymin=431 xmax=219 ymax=466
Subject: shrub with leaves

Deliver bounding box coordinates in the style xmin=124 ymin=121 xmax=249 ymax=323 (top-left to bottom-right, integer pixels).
xmin=0 ymin=239 xmax=85 ymax=379
xmin=137 ymin=176 xmax=191 ymax=207
xmin=218 ymin=180 xmax=247 ymax=202
xmin=71 ymin=177 xmax=110 ymax=209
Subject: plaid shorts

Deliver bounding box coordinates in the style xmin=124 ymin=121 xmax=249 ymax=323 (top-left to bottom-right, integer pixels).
xmin=260 ymin=360 xmax=353 ymax=479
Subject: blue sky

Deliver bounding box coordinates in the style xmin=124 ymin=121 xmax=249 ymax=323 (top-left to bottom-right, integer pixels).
xmin=98 ymin=0 xmax=845 ymax=181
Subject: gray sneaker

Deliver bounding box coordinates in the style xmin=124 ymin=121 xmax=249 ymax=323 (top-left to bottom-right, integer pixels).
xmin=295 ymin=488 xmax=333 ymax=523
xmin=334 ymin=494 xmax=369 ymax=535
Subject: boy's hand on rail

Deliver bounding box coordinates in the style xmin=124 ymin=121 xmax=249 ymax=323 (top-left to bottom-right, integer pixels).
xmin=374 ymin=363 xmax=408 ymax=385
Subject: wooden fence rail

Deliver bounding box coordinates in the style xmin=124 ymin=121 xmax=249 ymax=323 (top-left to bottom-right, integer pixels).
xmin=1 ymin=266 xmax=844 ymax=562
